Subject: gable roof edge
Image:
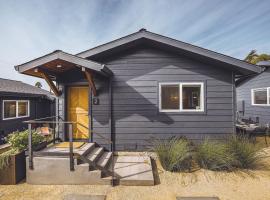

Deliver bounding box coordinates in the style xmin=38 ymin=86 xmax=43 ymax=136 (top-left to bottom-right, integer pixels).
xmin=77 ymin=30 xmax=261 ymax=74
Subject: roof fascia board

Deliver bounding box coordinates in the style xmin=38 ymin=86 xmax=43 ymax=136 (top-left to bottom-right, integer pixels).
xmin=15 ymin=51 xmax=107 ymax=74
xmin=77 ymin=32 xmax=144 ymax=58
xmin=77 ymin=31 xmax=261 ymax=74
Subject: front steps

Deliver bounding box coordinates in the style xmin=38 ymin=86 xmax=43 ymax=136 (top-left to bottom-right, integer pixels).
xmin=26 ymin=142 xmax=154 ymax=186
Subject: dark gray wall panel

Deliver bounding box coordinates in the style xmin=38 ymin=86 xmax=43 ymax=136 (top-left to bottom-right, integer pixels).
xmin=90 ymin=46 xmax=234 ymax=150
xmin=0 ymin=96 xmax=54 ymax=138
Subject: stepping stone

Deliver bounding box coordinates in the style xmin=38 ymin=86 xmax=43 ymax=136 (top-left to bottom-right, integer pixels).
xmin=63 ymin=194 xmax=106 ymax=200
xmin=177 ymin=197 xmax=220 ymax=200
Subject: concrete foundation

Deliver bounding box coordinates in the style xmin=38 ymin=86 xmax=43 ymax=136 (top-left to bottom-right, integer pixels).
xmin=26 ymin=157 xmax=111 ymax=185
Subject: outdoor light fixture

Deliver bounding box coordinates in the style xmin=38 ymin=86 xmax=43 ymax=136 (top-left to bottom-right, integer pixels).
xmin=56 ymin=64 xmax=62 ymax=68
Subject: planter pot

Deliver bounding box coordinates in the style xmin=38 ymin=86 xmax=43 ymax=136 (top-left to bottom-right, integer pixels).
xmin=0 ymin=150 xmax=26 ymax=185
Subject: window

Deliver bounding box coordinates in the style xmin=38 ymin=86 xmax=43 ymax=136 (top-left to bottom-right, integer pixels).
xmin=161 ymin=84 xmax=180 ymax=110
xmin=3 ymin=100 xmax=29 ymax=120
xmin=159 ymin=82 xmax=204 ymax=112
xmin=251 ymin=88 xmax=270 ymax=106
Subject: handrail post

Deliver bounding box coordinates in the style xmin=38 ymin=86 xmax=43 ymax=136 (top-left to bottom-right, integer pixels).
xmin=68 ymin=123 xmax=74 ymax=171
xmin=28 ymin=123 xmax=33 ymax=170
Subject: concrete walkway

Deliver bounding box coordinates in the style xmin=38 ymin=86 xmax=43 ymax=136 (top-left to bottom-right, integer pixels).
xmin=112 ymin=155 xmax=154 ymax=186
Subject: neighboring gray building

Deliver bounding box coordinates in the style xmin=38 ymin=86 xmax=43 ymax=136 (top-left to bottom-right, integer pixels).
xmin=236 ymin=61 xmax=270 ymax=126
xmin=0 ymin=78 xmax=55 ymax=142
xmin=15 ymin=29 xmax=261 ymax=150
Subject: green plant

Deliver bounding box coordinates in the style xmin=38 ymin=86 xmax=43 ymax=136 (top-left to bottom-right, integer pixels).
xmin=0 ymin=149 xmax=16 ymax=170
xmin=7 ymin=129 xmax=44 ymax=152
xmin=195 ymin=139 xmax=234 ymax=171
xmin=153 ymin=137 xmax=193 ymax=172
xmin=227 ymin=136 xmax=265 ymax=169
xmin=0 ymin=130 xmax=44 ymax=170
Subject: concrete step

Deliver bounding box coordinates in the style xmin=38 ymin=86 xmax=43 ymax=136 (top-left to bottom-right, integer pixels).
xmin=106 ymin=156 xmax=154 ymax=186
xmin=86 ymin=147 xmax=104 ymax=163
xmin=79 ymin=143 xmax=96 ymax=157
xmin=97 ymin=152 xmax=112 ymax=169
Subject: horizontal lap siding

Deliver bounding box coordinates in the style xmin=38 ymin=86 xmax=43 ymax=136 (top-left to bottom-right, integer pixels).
xmin=237 ymin=68 xmax=270 ymax=125
xmin=92 ymin=47 xmax=234 ymax=150
xmin=0 ymin=97 xmax=53 ymax=137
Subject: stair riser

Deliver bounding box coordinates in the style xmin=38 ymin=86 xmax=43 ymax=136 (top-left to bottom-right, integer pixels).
xmin=101 ymin=155 xmax=113 ymax=177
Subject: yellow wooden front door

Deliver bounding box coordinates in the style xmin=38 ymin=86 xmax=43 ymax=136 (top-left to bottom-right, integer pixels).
xmin=67 ymin=87 xmax=89 ymax=139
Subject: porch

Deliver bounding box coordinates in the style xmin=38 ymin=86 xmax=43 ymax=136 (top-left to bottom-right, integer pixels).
xmin=15 ymin=50 xmax=154 ymax=186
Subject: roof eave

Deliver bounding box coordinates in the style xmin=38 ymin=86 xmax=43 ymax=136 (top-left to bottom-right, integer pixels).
xmin=14 ymin=50 xmax=111 ymax=77
xmin=76 ymin=30 xmax=261 ymax=75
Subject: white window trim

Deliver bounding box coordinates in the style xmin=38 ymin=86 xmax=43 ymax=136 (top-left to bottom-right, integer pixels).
xmin=159 ymin=82 xmax=204 ymax=112
xmin=251 ymin=87 xmax=270 ymax=106
xmin=2 ymin=100 xmax=30 ymax=120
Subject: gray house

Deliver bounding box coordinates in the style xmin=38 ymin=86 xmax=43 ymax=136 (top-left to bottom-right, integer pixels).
xmin=236 ymin=61 xmax=270 ymax=126
xmin=0 ymin=78 xmax=55 ymax=143
xmin=15 ymin=29 xmax=261 ymax=151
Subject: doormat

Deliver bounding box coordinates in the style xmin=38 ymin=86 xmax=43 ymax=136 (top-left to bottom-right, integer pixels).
xmin=63 ymin=194 xmax=106 ymax=200
xmin=55 ymin=142 xmax=85 ymax=149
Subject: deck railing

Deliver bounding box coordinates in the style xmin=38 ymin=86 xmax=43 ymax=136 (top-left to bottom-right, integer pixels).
xmin=24 ymin=116 xmax=114 ymax=176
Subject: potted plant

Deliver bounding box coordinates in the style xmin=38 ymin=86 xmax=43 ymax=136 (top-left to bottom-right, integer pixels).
xmin=0 ymin=130 xmax=44 ymax=184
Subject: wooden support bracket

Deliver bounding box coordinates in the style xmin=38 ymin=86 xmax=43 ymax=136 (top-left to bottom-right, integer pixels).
xmin=84 ymin=69 xmax=97 ymax=96
xmin=39 ymin=69 xmax=61 ymax=97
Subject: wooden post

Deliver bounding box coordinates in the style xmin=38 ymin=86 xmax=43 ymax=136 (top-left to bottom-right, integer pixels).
xmin=28 ymin=123 xmax=33 ymax=170
xmin=68 ymin=123 xmax=74 ymax=171
xmin=84 ymin=69 xmax=97 ymax=96
xmin=39 ymin=70 xmax=61 ymax=97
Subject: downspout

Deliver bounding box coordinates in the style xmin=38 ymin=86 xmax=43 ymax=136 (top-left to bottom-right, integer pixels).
xmin=232 ymin=71 xmax=236 ymax=135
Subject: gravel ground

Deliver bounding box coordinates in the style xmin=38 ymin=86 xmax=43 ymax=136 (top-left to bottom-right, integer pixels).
xmin=1 ymin=149 xmax=270 ymax=200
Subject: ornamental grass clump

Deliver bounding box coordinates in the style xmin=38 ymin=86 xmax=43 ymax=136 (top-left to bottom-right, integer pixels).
xmin=0 ymin=130 xmax=44 ymax=170
xmin=195 ymin=139 xmax=234 ymax=171
xmin=153 ymin=137 xmax=193 ymax=172
xmin=227 ymin=136 xmax=266 ymax=169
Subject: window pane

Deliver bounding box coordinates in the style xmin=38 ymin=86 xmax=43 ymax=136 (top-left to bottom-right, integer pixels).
xmin=18 ymin=101 xmax=28 ymax=117
xmin=161 ymin=85 xmax=179 ymax=110
xmin=254 ymin=89 xmax=267 ymax=104
xmin=4 ymin=101 xmax=16 ymax=118
xmin=182 ymin=85 xmax=201 ymax=110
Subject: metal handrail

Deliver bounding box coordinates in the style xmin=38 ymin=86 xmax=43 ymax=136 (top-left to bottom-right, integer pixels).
xmin=25 ymin=117 xmax=113 ymax=172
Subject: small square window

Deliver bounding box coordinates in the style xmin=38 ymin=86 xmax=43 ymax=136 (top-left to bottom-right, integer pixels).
xmin=3 ymin=100 xmax=30 ymax=120
xmin=182 ymin=84 xmax=202 ymax=110
xmin=160 ymin=84 xmax=179 ymax=110
xmin=159 ymin=82 xmax=204 ymax=112
xmin=18 ymin=101 xmax=29 ymax=117
xmin=4 ymin=101 xmax=16 ymax=119
xmin=252 ymin=88 xmax=268 ymax=105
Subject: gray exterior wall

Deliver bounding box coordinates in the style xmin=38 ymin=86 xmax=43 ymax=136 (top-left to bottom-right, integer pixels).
xmin=91 ymin=46 xmax=235 ymax=150
xmin=57 ymin=46 xmax=236 ymax=151
xmin=0 ymin=96 xmax=54 ymax=140
xmin=236 ymin=68 xmax=270 ymax=126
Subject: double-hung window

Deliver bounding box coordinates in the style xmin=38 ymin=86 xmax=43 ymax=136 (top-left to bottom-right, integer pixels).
xmin=3 ymin=100 xmax=30 ymax=120
xmin=159 ymin=82 xmax=204 ymax=112
xmin=251 ymin=87 xmax=270 ymax=106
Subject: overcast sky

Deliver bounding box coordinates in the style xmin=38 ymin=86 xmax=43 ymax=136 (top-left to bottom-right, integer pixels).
xmin=0 ymin=0 xmax=269 ymax=90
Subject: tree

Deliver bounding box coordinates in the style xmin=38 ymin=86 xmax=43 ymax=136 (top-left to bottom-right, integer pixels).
xmin=244 ymin=50 xmax=270 ymax=64
xmin=35 ymin=81 xmax=42 ymax=88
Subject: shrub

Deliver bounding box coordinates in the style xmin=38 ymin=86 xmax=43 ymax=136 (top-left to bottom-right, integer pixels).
xmin=153 ymin=137 xmax=193 ymax=172
xmin=227 ymin=136 xmax=265 ymax=169
xmin=195 ymin=139 xmax=234 ymax=171
xmin=7 ymin=129 xmax=44 ymax=152
xmin=0 ymin=130 xmax=44 ymax=170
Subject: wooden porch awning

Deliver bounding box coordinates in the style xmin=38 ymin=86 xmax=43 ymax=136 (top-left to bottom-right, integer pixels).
xmin=14 ymin=50 xmax=112 ymax=96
